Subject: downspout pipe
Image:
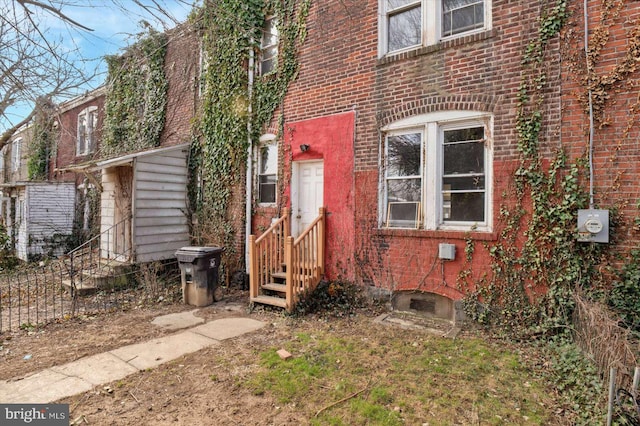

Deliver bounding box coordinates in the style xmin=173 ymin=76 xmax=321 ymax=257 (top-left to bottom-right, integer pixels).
xmin=245 ymin=45 xmax=255 ymax=275
xmin=584 ymin=0 xmax=595 ymax=209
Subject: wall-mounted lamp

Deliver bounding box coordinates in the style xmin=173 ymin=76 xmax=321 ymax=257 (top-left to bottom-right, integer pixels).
xmin=299 ymin=144 xmax=310 ymax=152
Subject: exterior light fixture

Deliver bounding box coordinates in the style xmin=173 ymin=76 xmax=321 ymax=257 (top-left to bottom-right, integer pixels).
xmin=300 ymin=144 xmax=310 ymax=152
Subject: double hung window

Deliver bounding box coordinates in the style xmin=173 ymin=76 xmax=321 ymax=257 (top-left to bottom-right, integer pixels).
xmin=260 ymin=16 xmax=278 ymax=75
xmin=258 ymin=138 xmax=277 ymax=204
xmin=442 ymin=0 xmax=485 ymax=37
xmin=77 ymin=106 xmax=98 ymax=156
xmin=441 ymin=124 xmax=486 ymax=222
xmin=379 ymin=0 xmax=490 ymax=55
xmin=382 ymin=112 xmax=492 ymax=231
xmin=385 ymin=132 xmax=422 ymax=228
xmin=11 ymin=138 xmax=21 ymax=172
xmin=386 ymin=0 xmax=422 ymax=53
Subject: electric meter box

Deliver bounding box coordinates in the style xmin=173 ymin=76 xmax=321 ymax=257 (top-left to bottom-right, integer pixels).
xmin=577 ymin=209 xmax=609 ymax=243
xmin=438 ymin=243 xmax=456 ymax=260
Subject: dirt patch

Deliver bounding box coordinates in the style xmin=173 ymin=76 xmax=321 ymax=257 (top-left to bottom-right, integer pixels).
xmin=0 ymin=288 xmax=249 ymax=381
xmin=0 ymin=288 xmax=570 ymax=425
xmin=62 ymin=314 xmax=309 ymax=425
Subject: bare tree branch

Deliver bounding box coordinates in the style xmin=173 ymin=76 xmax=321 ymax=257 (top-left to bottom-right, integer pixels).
xmin=0 ymin=1 xmax=94 ymax=151
xmin=0 ymin=0 xmax=195 ymax=150
xmin=0 ymin=109 xmax=37 ymax=148
xmin=16 ymin=0 xmax=94 ymax=31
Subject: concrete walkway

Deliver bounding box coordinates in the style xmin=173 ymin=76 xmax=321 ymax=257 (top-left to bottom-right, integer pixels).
xmin=0 ymin=310 xmax=266 ymax=404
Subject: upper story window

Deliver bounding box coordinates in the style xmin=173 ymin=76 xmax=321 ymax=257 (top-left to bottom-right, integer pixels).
xmin=77 ymin=106 xmax=98 ymax=156
xmin=260 ymin=16 xmax=278 ymax=75
xmin=442 ymin=0 xmax=485 ymax=37
xmin=386 ymin=0 xmax=422 ymax=53
xmin=198 ymin=41 xmax=209 ymax=98
xmin=258 ymin=134 xmax=277 ymax=204
xmin=11 ymin=138 xmax=21 ymax=172
xmin=381 ymin=111 xmax=492 ymax=231
xmin=379 ymin=0 xmax=491 ymax=56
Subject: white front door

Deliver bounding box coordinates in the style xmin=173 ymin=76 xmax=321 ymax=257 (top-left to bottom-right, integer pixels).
xmin=293 ymin=160 xmax=324 ymax=236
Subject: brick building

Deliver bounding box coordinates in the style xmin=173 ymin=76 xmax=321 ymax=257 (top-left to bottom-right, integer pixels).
xmin=560 ymin=0 xmax=640 ymax=252
xmin=0 ymin=115 xmax=76 ymax=261
xmin=53 ymin=23 xmax=201 ymax=264
xmin=251 ymin=0 xmax=570 ymax=316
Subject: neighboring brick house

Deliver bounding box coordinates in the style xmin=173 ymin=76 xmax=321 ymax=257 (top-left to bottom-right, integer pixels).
xmin=97 ymin=23 xmax=198 ymax=264
xmin=0 ymin=122 xmax=75 ymax=261
xmin=250 ymin=0 xmax=564 ymax=317
xmin=53 ymin=87 xmax=106 ymax=239
xmin=0 ymin=87 xmax=107 ymax=261
xmin=2 ymin=21 xmax=234 ymax=268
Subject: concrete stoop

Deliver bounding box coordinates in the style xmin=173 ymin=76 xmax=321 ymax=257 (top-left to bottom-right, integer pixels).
xmin=62 ymin=261 xmax=135 ymax=295
xmin=374 ymin=311 xmax=461 ymax=338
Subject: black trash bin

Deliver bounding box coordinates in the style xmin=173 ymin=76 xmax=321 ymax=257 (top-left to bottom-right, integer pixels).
xmin=175 ymin=246 xmax=223 ymax=307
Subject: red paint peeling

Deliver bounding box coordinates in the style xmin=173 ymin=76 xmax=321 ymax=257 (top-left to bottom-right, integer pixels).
xmin=282 ymin=111 xmax=356 ymax=281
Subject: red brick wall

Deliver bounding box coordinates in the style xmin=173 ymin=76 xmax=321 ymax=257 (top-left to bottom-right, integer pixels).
xmin=160 ymin=24 xmax=199 ymax=148
xmin=265 ymin=0 xmax=562 ymax=299
xmin=282 ymin=112 xmax=356 ymax=281
xmin=561 ymin=0 xmax=640 ymax=254
xmin=164 ymin=25 xmax=247 ymax=275
xmin=53 ymin=94 xmax=105 ymax=185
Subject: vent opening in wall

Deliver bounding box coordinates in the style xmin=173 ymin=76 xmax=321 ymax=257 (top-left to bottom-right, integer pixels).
xmin=393 ymin=291 xmax=454 ymax=321
xmin=410 ymin=298 xmax=436 ymax=314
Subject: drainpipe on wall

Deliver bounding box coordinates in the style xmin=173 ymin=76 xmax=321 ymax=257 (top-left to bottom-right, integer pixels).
xmin=245 ymin=46 xmax=255 ymax=275
xmin=584 ymin=0 xmax=595 ymax=209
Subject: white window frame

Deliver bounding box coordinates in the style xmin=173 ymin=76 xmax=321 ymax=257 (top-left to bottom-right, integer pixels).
xmin=260 ymin=16 xmax=279 ymax=75
xmin=0 ymin=146 xmax=5 ymax=175
xmin=198 ymin=40 xmax=210 ymax=98
xmin=378 ymin=0 xmax=492 ymax=57
xmin=77 ymin=106 xmax=98 ymax=156
xmin=257 ymin=133 xmax=278 ymax=205
xmin=383 ymin=129 xmax=424 ymax=228
xmin=11 ymin=138 xmax=21 ymax=172
xmin=380 ymin=111 xmax=493 ymax=232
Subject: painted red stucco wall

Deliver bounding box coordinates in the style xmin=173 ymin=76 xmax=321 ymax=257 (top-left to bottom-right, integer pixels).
xmin=283 ymin=111 xmax=356 ymax=281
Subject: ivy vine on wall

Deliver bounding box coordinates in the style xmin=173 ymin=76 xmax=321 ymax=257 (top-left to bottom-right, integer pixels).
xmin=189 ymin=0 xmax=309 ymax=274
xmin=27 ymin=98 xmax=56 ymax=181
xmin=460 ymin=0 xmax=607 ymax=337
xmin=102 ymin=29 xmax=168 ymax=157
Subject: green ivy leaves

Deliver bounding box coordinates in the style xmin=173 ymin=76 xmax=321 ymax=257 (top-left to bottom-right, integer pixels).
xmin=463 ymin=0 xmax=607 ymax=337
xmin=102 ymin=29 xmax=168 ymax=157
xmin=189 ymin=0 xmax=310 ymax=271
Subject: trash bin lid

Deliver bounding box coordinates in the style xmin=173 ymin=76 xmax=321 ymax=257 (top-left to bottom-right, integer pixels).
xmin=175 ymin=246 xmax=223 ymax=255
xmin=178 ymin=246 xmax=222 ymax=252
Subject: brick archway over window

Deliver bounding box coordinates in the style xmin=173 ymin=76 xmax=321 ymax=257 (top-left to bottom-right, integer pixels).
xmin=376 ymin=94 xmax=498 ymax=128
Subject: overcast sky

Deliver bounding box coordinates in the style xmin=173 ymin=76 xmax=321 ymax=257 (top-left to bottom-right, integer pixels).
xmin=2 ymin=0 xmax=195 ymax=131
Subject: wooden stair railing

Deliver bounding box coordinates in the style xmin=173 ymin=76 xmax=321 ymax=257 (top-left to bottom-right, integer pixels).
xmin=249 ymin=207 xmax=326 ymax=311
xmin=249 ymin=208 xmax=290 ymax=306
xmin=285 ymin=207 xmax=325 ymax=310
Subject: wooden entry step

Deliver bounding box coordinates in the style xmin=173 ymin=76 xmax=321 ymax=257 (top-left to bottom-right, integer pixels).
xmin=261 ymin=283 xmax=286 ymax=293
xmin=251 ymin=295 xmax=287 ymax=309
